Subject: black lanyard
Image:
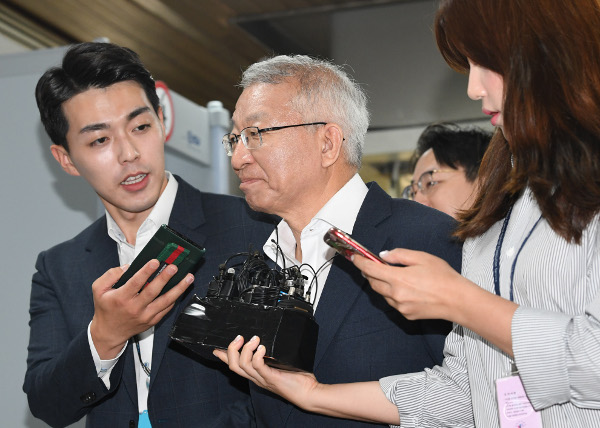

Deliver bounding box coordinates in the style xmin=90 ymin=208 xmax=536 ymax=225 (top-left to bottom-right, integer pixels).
xmin=492 ymin=206 xmax=543 ymax=301
xmin=134 ymin=335 xmax=151 ymax=378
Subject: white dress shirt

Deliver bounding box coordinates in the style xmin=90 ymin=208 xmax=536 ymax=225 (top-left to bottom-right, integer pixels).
xmin=87 ymin=171 xmax=178 ymax=415
xmin=263 ymin=174 xmax=368 ymax=308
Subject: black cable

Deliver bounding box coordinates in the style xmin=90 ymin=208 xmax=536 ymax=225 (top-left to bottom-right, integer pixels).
xmin=303 ymin=255 xmax=335 ymax=305
xmin=235 ymin=253 xmax=273 ymax=295
xmin=222 ymin=251 xmax=254 ymax=267
xmin=271 ymin=238 xmax=287 ymax=271
xmin=210 ymin=234 xmax=327 ymax=308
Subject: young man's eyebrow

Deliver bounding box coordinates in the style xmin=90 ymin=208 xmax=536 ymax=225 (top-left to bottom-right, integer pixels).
xmin=79 ymin=122 xmax=108 ymax=134
xmin=127 ymin=106 xmax=152 ymax=121
xmin=78 ymin=107 xmax=153 ymax=134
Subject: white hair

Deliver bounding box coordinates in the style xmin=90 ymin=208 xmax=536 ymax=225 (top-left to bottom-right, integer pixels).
xmin=240 ymin=55 xmax=370 ymax=168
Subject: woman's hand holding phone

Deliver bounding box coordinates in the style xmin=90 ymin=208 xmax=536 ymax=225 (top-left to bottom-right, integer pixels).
xmin=323 ymin=227 xmax=387 ymax=264
xmin=352 ymin=247 xmax=472 ymax=323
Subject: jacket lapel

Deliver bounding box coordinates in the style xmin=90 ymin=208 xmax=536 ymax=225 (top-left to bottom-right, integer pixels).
xmin=83 ymin=219 xmax=119 ymax=307
xmin=313 ymin=183 xmax=392 ymax=368
xmin=149 ymin=178 xmax=207 ymax=387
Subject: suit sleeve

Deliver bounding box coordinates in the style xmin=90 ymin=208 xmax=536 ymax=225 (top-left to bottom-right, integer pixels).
xmin=210 ymin=398 xmax=257 ymax=428
xmin=23 ymin=250 xmax=126 ymax=428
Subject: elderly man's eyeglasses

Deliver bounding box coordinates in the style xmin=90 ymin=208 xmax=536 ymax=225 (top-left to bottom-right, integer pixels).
xmin=222 ymin=122 xmax=326 ymax=156
xmin=401 ymin=169 xmax=456 ymax=200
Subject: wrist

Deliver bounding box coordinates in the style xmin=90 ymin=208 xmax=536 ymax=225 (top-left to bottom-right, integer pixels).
xmin=450 ymin=280 xmax=518 ymax=355
xmin=447 ymin=277 xmax=484 ymax=326
xmin=437 ymin=275 xmax=468 ymax=324
xmin=90 ymin=318 xmax=127 ymax=360
xmin=305 ymin=382 xmax=329 ymax=413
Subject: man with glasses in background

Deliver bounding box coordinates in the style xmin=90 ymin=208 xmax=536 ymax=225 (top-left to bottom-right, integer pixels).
xmin=217 ymin=55 xmax=462 ymax=427
xmin=402 ymin=122 xmax=492 ymax=219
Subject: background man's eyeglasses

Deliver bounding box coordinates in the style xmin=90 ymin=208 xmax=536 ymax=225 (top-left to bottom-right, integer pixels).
xmin=401 ymin=169 xmax=456 ymax=200
xmin=222 ymin=122 xmax=326 ymax=156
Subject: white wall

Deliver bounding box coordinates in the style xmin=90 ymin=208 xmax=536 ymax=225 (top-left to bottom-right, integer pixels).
xmin=0 ymin=46 xmax=88 ymax=428
xmin=331 ymin=0 xmax=492 ymax=154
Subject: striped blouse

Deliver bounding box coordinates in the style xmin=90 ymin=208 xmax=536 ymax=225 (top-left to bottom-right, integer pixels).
xmin=380 ymin=187 xmax=600 ymax=427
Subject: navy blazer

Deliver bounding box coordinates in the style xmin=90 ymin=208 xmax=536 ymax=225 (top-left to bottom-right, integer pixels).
xmin=249 ymin=182 xmax=462 ymax=427
xmin=23 ymin=177 xmax=275 ymax=428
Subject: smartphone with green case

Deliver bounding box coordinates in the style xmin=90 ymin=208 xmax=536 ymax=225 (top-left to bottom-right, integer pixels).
xmin=113 ymin=224 xmax=205 ymax=295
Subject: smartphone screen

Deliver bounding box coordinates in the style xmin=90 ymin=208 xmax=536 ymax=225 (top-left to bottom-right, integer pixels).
xmin=323 ymin=227 xmax=387 ymax=264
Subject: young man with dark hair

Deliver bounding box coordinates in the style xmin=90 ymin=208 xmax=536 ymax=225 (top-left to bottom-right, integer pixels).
xmin=24 ymin=42 xmax=273 ymax=428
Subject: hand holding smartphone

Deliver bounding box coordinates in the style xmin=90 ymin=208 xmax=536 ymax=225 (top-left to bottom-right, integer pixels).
xmin=323 ymin=227 xmax=387 ymax=264
xmin=113 ymin=224 xmax=205 ymax=296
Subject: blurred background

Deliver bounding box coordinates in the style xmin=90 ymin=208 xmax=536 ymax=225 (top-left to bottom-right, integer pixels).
xmin=0 ymin=0 xmax=492 ymax=194
xmin=0 ymin=1 xmax=491 ymax=426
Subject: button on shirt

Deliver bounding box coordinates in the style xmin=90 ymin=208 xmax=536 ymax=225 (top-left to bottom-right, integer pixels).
xmin=263 ymin=174 xmax=368 ymax=308
xmin=87 ymin=171 xmax=178 ymax=416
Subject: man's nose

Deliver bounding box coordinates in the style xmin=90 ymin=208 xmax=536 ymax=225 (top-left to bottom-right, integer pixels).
xmin=117 ymin=135 xmax=140 ymax=163
xmin=230 ymin=141 xmax=253 ymax=170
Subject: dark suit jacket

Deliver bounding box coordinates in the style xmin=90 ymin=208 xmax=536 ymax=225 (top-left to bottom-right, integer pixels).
xmin=250 ymin=182 xmax=462 ymax=427
xmin=23 ymin=177 xmax=274 ymax=428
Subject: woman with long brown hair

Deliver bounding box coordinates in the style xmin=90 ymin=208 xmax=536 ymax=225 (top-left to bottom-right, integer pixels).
xmin=216 ymin=0 xmax=600 ymax=425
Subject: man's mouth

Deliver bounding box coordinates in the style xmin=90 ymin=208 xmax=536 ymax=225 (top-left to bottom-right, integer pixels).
xmin=121 ymin=173 xmax=147 ymax=185
xmin=237 ymin=174 xmax=258 ymax=183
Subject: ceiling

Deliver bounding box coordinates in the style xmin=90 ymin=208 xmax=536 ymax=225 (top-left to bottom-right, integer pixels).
xmin=1 ymin=0 xmax=414 ymax=112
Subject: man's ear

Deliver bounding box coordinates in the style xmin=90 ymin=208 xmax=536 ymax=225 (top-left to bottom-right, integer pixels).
xmin=321 ymin=123 xmax=344 ymax=168
xmin=50 ymin=145 xmax=80 ymax=177
xmin=157 ymin=106 xmax=165 ymax=133
xmin=157 ymin=106 xmax=168 ymax=146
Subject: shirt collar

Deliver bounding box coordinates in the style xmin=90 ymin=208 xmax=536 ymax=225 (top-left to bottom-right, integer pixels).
xmin=311 ymin=173 xmax=368 ymax=234
xmin=264 ymin=173 xmax=368 ymax=263
xmin=106 ymin=171 xmax=179 ymax=244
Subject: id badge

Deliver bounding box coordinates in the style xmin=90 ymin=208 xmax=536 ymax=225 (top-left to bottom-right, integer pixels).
xmin=138 ymin=410 xmax=152 ymax=428
xmin=496 ymin=374 xmax=543 ymax=428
